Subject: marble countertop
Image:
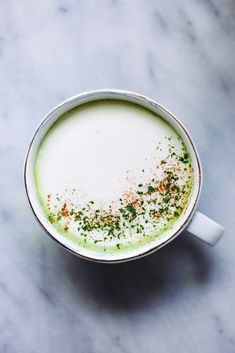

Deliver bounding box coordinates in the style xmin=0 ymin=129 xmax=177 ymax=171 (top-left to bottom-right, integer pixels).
xmin=1 ymin=0 xmax=235 ymax=352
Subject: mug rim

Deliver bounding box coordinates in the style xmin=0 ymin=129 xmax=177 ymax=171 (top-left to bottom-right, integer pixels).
xmin=24 ymin=89 xmax=202 ymax=263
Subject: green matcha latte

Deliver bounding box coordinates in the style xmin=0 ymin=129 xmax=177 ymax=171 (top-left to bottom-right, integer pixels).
xmin=35 ymin=100 xmax=193 ymax=255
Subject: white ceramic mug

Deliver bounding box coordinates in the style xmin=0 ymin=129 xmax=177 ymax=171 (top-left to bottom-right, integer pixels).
xmin=24 ymin=90 xmax=224 ymax=263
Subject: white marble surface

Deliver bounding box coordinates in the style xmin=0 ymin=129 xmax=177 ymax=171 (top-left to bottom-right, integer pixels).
xmin=0 ymin=0 xmax=235 ymax=352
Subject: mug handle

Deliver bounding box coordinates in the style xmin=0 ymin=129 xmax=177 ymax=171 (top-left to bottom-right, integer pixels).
xmin=186 ymin=211 xmax=224 ymax=246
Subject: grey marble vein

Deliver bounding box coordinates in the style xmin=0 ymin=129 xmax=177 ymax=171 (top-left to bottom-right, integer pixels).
xmin=0 ymin=0 xmax=235 ymax=352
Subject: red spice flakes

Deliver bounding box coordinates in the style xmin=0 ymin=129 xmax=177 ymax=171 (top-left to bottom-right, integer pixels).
xmin=103 ymin=216 xmax=117 ymax=226
xmin=122 ymin=190 xmax=136 ymax=205
xmin=60 ymin=203 xmax=69 ymax=217
xmin=61 ymin=210 xmax=69 ymax=217
xmin=157 ymin=178 xmax=169 ymax=192
xmin=152 ymin=211 xmax=162 ymax=219
xmin=64 ymin=223 xmax=69 ymax=232
xmin=47 ymin=193 xmax=51 ymax=207
xmin=63 ymin=217 xmax=70 ymax=232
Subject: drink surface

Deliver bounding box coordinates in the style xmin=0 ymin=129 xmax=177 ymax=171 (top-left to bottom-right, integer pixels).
xmin=35 ymin=100 xmax=193 ymax=255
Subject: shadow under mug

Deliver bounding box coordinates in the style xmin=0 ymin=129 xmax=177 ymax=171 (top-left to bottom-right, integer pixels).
xmin=24 ymin=90 xmax=224 ymax=263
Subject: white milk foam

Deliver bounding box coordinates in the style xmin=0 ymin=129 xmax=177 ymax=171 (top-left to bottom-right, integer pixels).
xmin=36 ymin=101 xmax=181 ymax=200
xmin=35 ymin=100 xmax=193 ymax=253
